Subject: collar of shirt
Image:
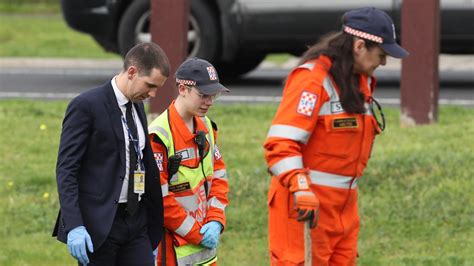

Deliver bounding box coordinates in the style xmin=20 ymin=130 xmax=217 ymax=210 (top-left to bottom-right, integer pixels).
xmin=111 ymin=76 xmax=129 ymax=109
xmin=169 ymin=101 xmax=209 ymax=142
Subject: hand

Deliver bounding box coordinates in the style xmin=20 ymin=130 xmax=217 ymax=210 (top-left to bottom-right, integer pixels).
xmin=199 ymin=221 xmax=222 ymax=249
xmin=67 ymin=226 xmax=94 ymax=265
xmin=289 ymin=174 xmax=319 ymax=228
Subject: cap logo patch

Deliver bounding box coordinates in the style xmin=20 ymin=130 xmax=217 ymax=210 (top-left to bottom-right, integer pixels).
xmin=297 ymin=91 xmax=317 ymax=117
xmin=343 ymin=26 xmax=383 ymax=44
xmin=206 ymin=66 xmax=218 ymax=80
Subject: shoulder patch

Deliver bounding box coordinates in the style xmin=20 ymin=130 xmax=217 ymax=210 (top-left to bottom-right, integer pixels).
xmin=296 ymin=91 xmax=318 ymax=117
xmin=153 ymin=152 xmax=164 ymax=172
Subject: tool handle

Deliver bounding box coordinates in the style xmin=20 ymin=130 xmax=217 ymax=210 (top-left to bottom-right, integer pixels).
xmin=304 ymin=220 xmax=312 ymax=266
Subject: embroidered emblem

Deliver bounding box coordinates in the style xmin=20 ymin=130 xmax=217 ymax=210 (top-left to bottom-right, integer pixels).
xmin=206 ymin=66 xmax=218 ymax=80
xmin=153 ymin=152 xmax=164 ymax=171
xmin=297 ymin=91 xmax=317 ymax=117
xmin=297 ymin=174 xmax=309 ymax=190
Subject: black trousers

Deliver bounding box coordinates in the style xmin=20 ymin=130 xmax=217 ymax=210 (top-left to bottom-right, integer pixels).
xmin=85 ymin=203 xmax=154 ymax=266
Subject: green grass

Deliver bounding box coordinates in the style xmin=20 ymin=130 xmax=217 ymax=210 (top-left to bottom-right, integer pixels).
xmin=0 ymin=100 xmax=473 ymax=265
xmin=0 ymin=14 xmax=118 ymax=58
xmin=264 ymin=54 xmax=293 ymax=65
xmin=0 ymin=0 xmax=58 ymax=13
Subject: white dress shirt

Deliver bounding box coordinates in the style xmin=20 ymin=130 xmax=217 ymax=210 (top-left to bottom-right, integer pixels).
xmin=111 ymin=77 xmax=146 ymax=203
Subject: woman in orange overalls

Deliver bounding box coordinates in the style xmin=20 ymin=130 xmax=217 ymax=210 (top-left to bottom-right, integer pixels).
xmin=263 ymin=7 xmax=408 ymax=265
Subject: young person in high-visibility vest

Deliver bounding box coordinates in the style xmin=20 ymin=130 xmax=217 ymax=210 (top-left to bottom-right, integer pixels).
xmin=263 ymin=7 xmax=409 ymax=265
xmin=148 ymin=58 xmax=229 ymax=265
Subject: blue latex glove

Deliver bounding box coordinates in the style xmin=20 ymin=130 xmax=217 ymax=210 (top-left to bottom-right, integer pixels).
xmin=200 ymin=221 xmax=222 ymax=249
xmin=67 ymin=226 xmax=94 ymax=265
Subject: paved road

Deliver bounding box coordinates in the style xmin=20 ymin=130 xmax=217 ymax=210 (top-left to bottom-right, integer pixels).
xmin=0 ymin=57 xmax=473 ymax=106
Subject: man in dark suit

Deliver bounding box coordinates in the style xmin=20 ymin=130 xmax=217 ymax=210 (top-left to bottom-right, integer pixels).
xmin=53 ymin=42 xmax=169 ymax=265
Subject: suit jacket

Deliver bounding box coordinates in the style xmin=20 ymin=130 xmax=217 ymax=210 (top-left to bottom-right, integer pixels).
xmin=53 ymin=81 xmax=164 ymax=250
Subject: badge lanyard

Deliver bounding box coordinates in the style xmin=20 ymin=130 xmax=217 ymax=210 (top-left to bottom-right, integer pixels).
xmin=121 ymin=113 xmax=144 ymax=171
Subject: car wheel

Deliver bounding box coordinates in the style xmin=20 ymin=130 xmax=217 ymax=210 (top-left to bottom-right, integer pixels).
xmin=117 ymin=0 xmax=219 ymax=62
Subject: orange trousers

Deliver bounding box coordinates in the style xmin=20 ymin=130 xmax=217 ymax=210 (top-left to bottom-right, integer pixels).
xmin=268 ymin=178 xmax=359 ymax=266
xmin=156 ymin=231 xmax=217 ymax=266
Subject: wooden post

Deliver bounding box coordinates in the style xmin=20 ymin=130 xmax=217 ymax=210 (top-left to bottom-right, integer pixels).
xmin=400 ymin=0 xmax=440 ymax=126
xmin=304 ymin=221 xmax=312 ymax=266
xmin=149 ymin=0 xmax=189 ymax=116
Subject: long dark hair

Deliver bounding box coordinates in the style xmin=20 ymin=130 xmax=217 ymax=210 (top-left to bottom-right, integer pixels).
xmin=299 ymin=32 xmax=377 ymax=114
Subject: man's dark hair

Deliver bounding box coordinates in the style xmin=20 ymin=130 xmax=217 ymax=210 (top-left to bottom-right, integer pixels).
xmin=123 ymin=42 xmax=170 ymax=77
xmin=299 ymin=32 xmax=378 ymax=114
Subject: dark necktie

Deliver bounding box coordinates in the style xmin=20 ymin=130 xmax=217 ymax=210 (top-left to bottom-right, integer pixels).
xmin=125 ymin=101 xmax=139 ymax=216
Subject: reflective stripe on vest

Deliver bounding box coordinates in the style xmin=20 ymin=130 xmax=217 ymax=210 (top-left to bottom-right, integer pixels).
xmin=148 ymin=109 xmax=217 ymax=264
xmin=161 ymin=183 xmax=169 ymax=197
xmin=207 ymin=196 xmax=226 ymax=211
xmin=269 ymin=156 xmax=303 ymax=176
xmin=267 ymin=124 xmax=311 ymax=144
xmin=176 ymin=147 xmax=197 ymax=161
xmin=176 ymin=245 xmax=217 ymax=266
xmin=213 ymin=169 xmax=227 ymax=179
xmin=270 ymin=170 xmax=358 ymax=190
xmin=309 ymin=170 xmax=358 ymax=189
xmin=319 ymin=76 xmax=373 ymax=116
xmin=297 ymin=62 xmax=315 ymax=70
xmin=175 ymin=215 xmax=196 ymax=237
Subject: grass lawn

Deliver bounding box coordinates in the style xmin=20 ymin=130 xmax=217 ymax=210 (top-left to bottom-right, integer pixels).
xmin=0 ymin=100 xmax=473 ymax=265
xmin=0 ymin=14 xmax=118 ymax=58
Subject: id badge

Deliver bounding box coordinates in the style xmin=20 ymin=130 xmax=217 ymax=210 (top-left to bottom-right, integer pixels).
xmin=134 ymin=170 xmax=145 ymax=194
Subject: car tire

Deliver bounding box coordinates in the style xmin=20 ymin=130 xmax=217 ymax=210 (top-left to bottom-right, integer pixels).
xmin=118 ymin=0 xmax=150 ymax=57
xmin=189 ymin=0 xmax=220 ymax=61
xmin=117 ymin=0 xmax=220 ymax=62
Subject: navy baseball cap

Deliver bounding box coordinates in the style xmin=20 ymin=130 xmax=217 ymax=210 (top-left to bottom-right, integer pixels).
xmin=343 ymin=7 xmax=409 ymax=58
xmin=175 ymin=57 xmax=229 ymax=95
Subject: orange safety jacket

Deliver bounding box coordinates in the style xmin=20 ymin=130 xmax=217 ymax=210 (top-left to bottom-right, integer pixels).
xmin=149 ymin=102 xmax=228 ymax=264
xmin=264 ymin=55 xmax=382 ymax=265
xmin=264 ymin=54 xmax=381 ymax=195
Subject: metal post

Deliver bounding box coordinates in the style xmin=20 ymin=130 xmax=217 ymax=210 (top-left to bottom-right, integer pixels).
xmin=149 ymin=0 xmax=189 ymax=115
xmin=400 ymin=0 xmax=440 ymax=126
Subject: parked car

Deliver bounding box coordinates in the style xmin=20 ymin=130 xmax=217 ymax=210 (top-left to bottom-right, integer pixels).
xmin=61 ymin=0 xmax=474 ymax=76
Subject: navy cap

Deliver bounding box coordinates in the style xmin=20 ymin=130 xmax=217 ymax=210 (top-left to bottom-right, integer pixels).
xmin=343 ymin=7 xmax=409 ymax=58
xmin=175 ymin=58 xmax=229 ymax=95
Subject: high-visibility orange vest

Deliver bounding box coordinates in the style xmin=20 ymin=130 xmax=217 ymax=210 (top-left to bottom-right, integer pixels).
xmin=149 ymin=103 xmax=228 ymax=265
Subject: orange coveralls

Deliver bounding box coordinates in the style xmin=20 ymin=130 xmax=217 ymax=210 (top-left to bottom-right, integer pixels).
xmin=150 ymin=103 xmax=229 ymax=265
xmin=264 ymin=55 xmax=381 ymax=265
